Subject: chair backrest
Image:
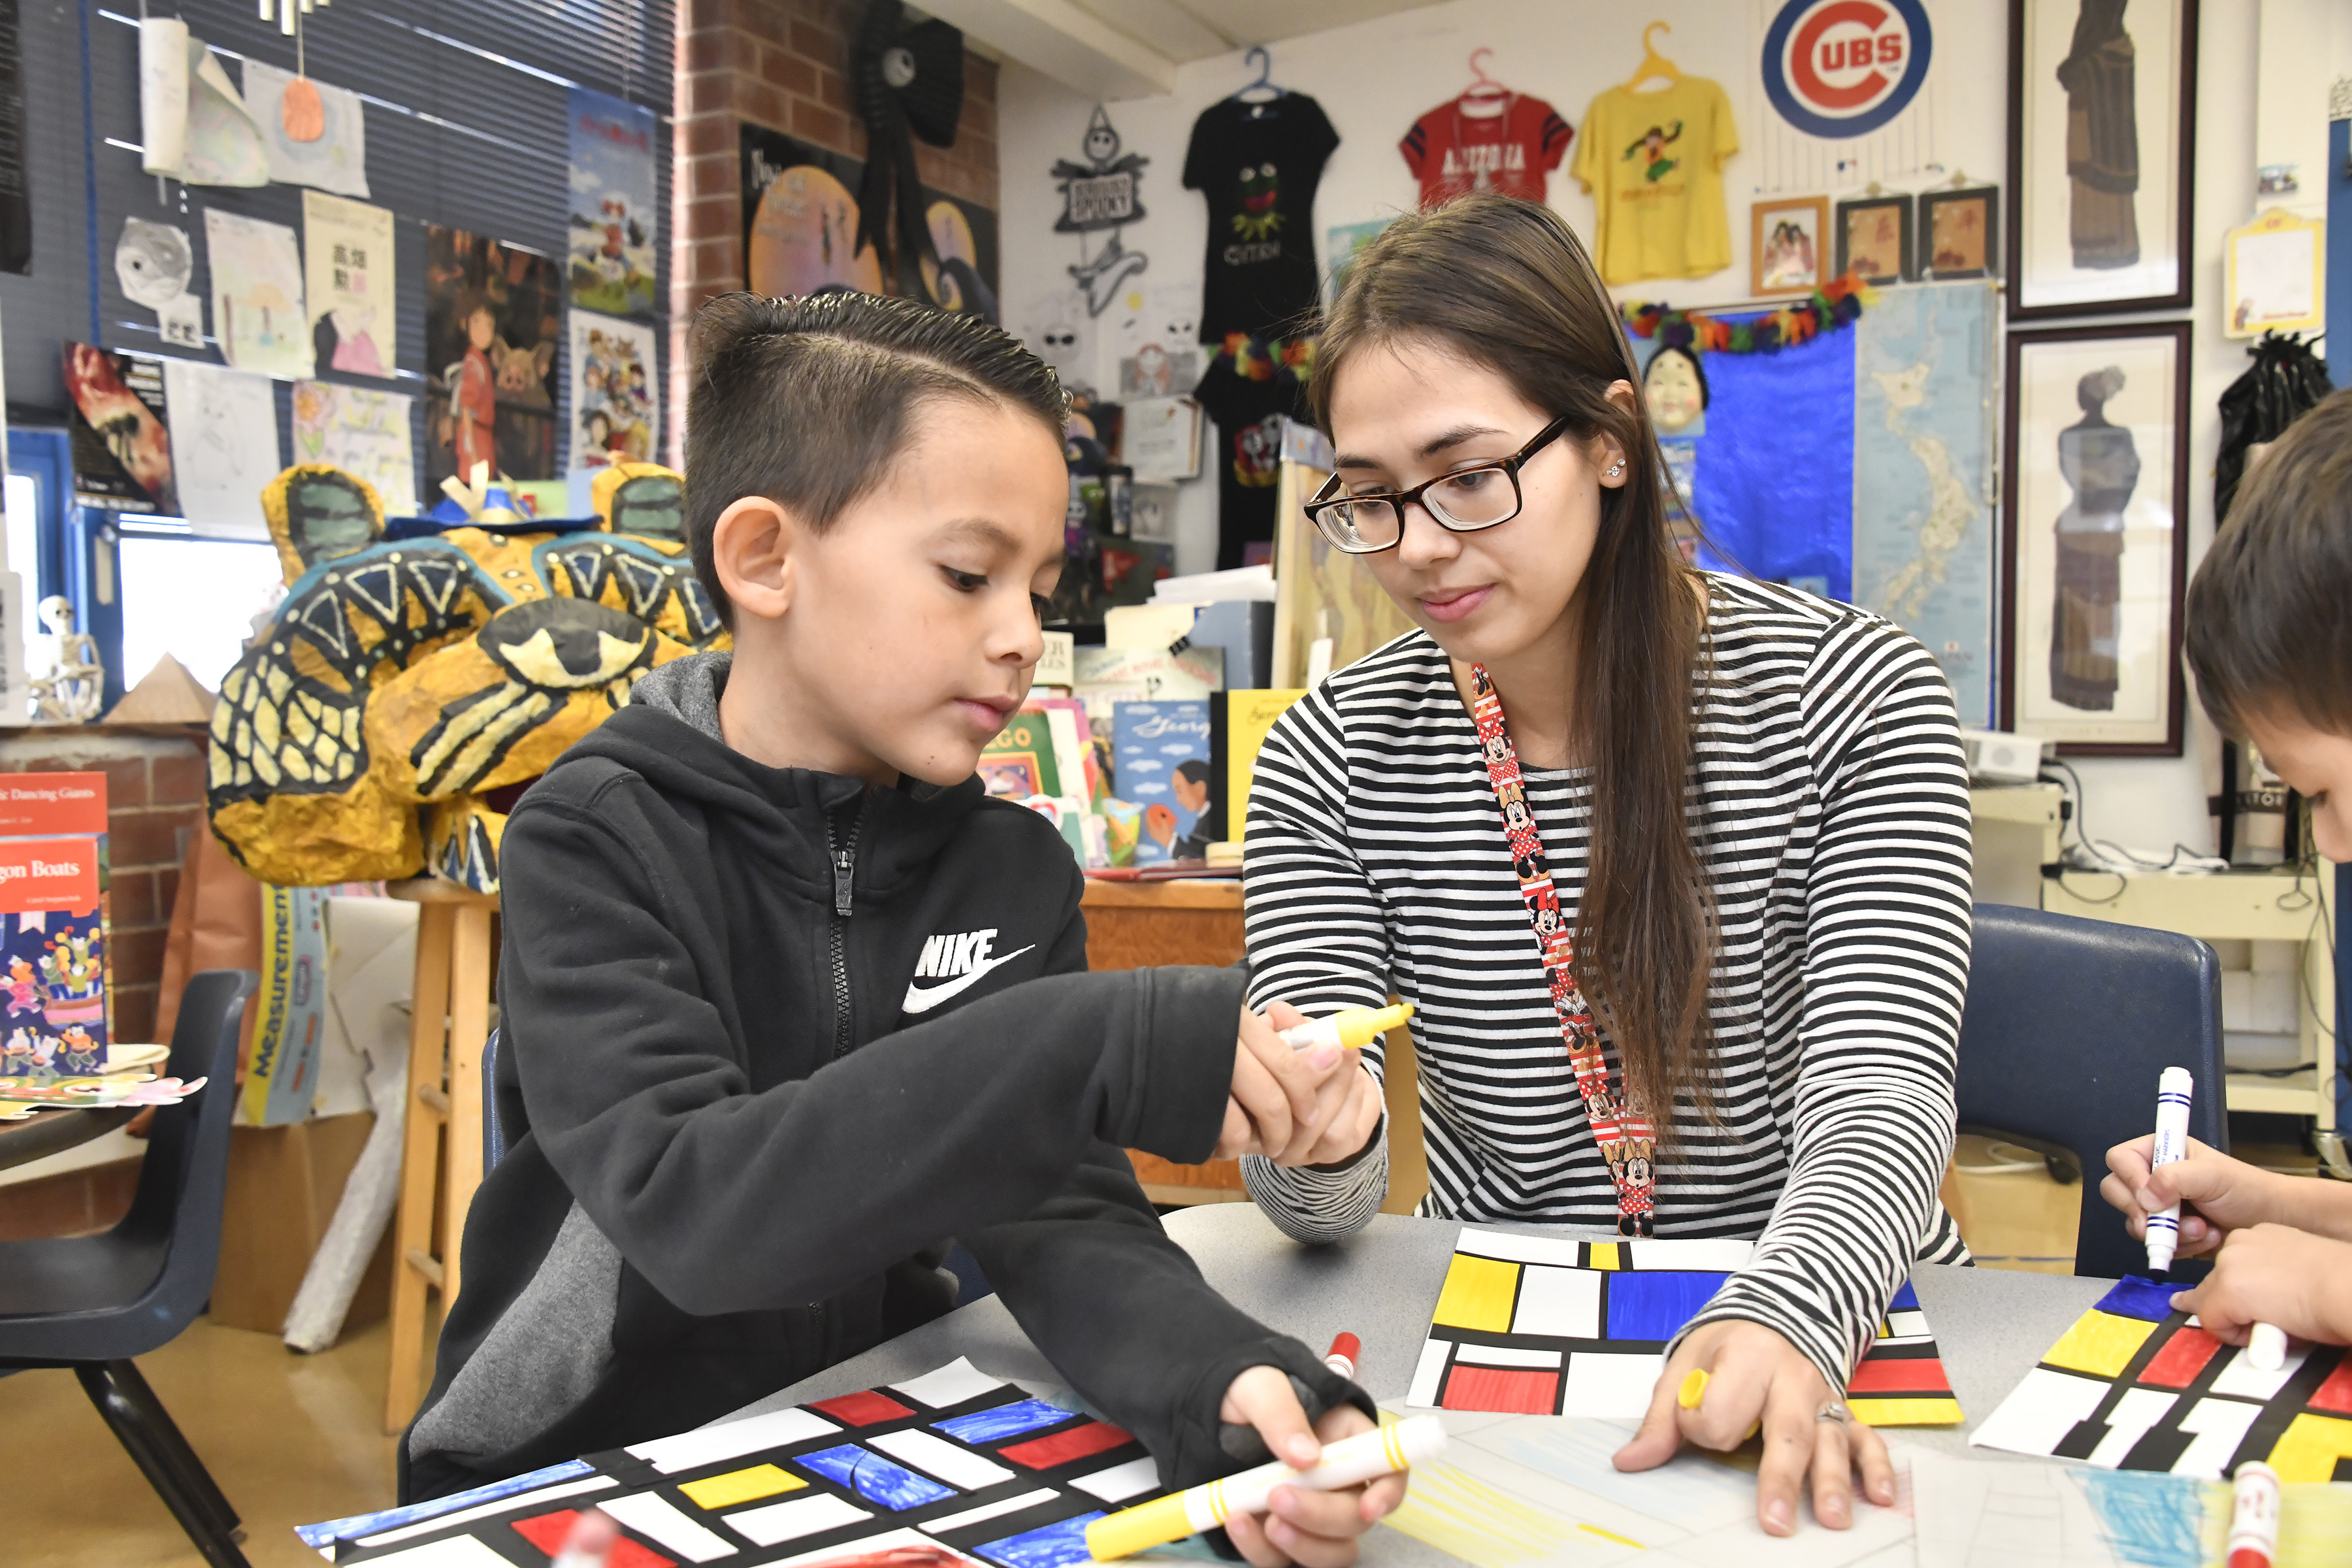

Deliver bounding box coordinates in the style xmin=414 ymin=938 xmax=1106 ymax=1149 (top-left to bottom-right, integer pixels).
xmin=1957 ymin=903 xmax=2227 ymax=1280
xmin=482 ymin=1026 xmax=506 ymax=1172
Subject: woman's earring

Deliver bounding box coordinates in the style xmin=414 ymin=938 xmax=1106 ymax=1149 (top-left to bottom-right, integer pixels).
xmin=1605 ymin=461 xmax=1626 ymax=480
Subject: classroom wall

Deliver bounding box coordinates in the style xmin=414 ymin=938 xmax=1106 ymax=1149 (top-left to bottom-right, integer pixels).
xmin=996 ymin=0 xmax=2352 ymax=855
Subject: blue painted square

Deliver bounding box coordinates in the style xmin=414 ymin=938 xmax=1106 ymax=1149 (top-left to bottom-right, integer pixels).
xmin=977 ymin=1511 xmax=1105 ymax=1568
xmin=1604 ymin=1271 xmax=1729 ymax=1341
xmin=795 ymin=1444 xmax=956 ymax=1509
xmin=2092 ymin=1275 xmax=2180 ymax=1324
xmin=1889 ymin=1279 xmax=1919 ymax=1313
xmin=933 ymin=1398 xmax=1073 ymax=1445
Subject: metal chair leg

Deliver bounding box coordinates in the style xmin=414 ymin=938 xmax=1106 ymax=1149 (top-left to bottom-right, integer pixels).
xmin=101 ymin=1358 xmax=244 ymax=1541
xmin=74 ymin=1363 xmax=253 ymax=1568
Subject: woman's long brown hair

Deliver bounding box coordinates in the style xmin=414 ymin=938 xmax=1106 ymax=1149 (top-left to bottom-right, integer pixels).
xmin=1306 ymin=193 xmax=1714 ymax=1122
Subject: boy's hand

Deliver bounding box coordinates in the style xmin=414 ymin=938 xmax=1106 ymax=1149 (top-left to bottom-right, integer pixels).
xmin=1217 ymin=1365 xmax=1405 ymax=1568
xmin=2169 ymin=1224 xmax=2352 ymax=1346
xmin=1217 ymin=1005 xmax=1359 ymax=1164
xmin=2101 ymin=1135 xmax=2281 ymax=1258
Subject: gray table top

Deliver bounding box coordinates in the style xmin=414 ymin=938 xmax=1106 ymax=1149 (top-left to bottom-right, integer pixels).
xmin=732 ymin=1204 xmax=2112 ymax=1468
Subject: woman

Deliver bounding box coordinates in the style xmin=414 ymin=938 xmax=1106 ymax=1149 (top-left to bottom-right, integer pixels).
xmin=1241 ymin=195 xmax=1970 ymax=1538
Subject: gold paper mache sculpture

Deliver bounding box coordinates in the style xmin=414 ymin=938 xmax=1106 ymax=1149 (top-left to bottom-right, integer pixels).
xmin=208 ymin=460 xmax=726 ymax=892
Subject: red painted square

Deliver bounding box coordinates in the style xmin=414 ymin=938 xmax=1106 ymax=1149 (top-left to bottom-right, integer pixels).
xmin=2308 ymin=1358 xmax=2352 ymax=1414
xmin=812 ymin=1390 xmax=917 ymax=1426
xmin=1848 ymin=1356 xmax=1952 ymax=1395
xmin=1000 ymin=1420 xmax=1135 ymax=1469
xmin=1441 ymin=1365 xmax=1561 ymax=1415
xmin=514 ymin=1509 xmax=676 ymax=1568
xmin=2138 ymin=1326 xmax=2225 ymax=1390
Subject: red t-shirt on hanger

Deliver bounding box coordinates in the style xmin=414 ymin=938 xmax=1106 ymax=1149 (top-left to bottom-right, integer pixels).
xmin=1400 ymin=93 xmax=1572 ymax=205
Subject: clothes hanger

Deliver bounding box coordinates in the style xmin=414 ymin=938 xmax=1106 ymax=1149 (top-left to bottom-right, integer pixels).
xmin=1232 ymin=46 xmax=1285 ymax=116
xmin=1459 ymin=47 xmax=1509 ymax=119
xmin=1622 ymin=21 xmax=1684 ymax=93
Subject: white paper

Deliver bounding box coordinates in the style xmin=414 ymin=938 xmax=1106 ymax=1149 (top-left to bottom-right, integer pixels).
xmin=2232 ymin=225 xmax=2318 ymax=329
xmin=1069 ymin=1457 xmax=1159 ymax=1503
xmin=156 ymin=293 xmax=205 ymax=350
xmin=291 ymin=382 xmax=417 ymax=518
xmin=1124 ymin=396 xmax=1202 ymax=481
xmin=626 ymin=1405 xmax=838 ymax=1474
xmin=241 ymin=59 xmax=370 ymax=197
xmin=116 ymin=218 xmax=193 ymax=310
xmin=138 ymin=19 xmax=189 ymax=174
xmin=567 ymin=310 xmax=660 ymax=471
xmin=1910 ymin=1452 xmax=2215 ymax=1568
xmin=889 ymin=1356 xmax=1010 ymax=1410
xmin=205 ymin=209 xmax=312 ymax=378
xmin=350 ymin=1537 xmax=516 ymax=1568
xmin=162 ymin=360 xmax=280 ymax=536
xmin=866 ymin=1428 xmax=1016 ymax=1490
xmin=174 ymin=41 xmax=270 ymax=188
xmin=917 ymin=1489 xmax=1061 ymax=1534
xmin=596 ymin=1493 xmax=736 ymax=1561
xmin=723 ymin=1494 xmax=874 ymax=1549
xmin=302 ymin=191 xmax=396 ymax=379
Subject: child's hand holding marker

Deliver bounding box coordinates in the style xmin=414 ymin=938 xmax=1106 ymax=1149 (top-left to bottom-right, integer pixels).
xmin=1216 ymin=1004 xmax=1398 ymax=1168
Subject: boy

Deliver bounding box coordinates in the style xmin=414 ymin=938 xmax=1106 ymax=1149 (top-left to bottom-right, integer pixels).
xmin=2104 ymin=387 xmax=2352 ymax=1349
xmin=406 ymin=293 xmax=1399 ymax=1562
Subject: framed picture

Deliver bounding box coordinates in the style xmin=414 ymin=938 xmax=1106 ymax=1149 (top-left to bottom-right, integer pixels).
xmin=2000 ymin=322 xmax=2191 ymax=756
xmin=1835 ymin=195 xmax=1912 ymax=285
xmin=1750 ymin=195 xmax=1827 ymax=296
xmin=1919 ymin=186 xmax=2000 ymax=280
xmin=2005 ymin=0 xmax=2198 ymax=320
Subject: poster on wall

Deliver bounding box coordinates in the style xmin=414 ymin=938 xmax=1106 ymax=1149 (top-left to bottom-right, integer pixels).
xmin=739 ymin=123 xmax=999 ymax=313
xmin=2001 ymin=322 xmax=2190 ymax=755
xmin=567 ymin=86 xmax=659 ymax=318
xmin=292 ymin=382 xmax=417 ymax=519
xmin=2005 ymin=0 xmax=2197 ymax=319
xmin=1112 ymin=280 xmax=1200 ymax=398
xmin=161 ymin=358 xmax=279 ymax=536
xmin=240 ymin=59 xmax=369 ymax=198
xmin=63 ymin=344 xmax=176 ymax=514
xmin=205 ymin=208 xmax=314 ymax=379
xmin=302 ymin=191 xmax=395 ymax=378
xmin=1754 ymin=0 xmax=1941 ymax=193
xmin=423 ymin=225 xmax=559 ymax=487
xmin=566 ymin=311 xmax=658 ymax=471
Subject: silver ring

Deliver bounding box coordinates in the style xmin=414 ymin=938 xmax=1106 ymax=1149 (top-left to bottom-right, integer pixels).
xmin=1816 ymin=1399 xmax=1853 ymax=1426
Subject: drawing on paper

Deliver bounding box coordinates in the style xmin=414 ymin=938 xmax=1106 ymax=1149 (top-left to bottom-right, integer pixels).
xmin=290 ymin=382 xmax=417 ymax=520
xmin=204 ymin=208 xmax=312 ymax=379
xmin=1409 ymin=1227 xmax=1963 ymax=1425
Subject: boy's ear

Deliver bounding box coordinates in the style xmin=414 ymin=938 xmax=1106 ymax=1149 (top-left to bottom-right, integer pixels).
xmin=710 ymin=497 xmax=799 ymax=621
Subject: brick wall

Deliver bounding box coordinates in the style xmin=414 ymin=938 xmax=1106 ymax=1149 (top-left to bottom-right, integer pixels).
xmin=670 ymin=0 xmax=1002 ymax=452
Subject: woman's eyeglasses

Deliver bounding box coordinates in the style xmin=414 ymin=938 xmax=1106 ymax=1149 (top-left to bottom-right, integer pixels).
xmin=1303 ymin=416 xmax=1576 ymax=555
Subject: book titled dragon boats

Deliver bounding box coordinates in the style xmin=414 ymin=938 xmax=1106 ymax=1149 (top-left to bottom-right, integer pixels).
xmin=0 ymin=772 xmax=110 ymax=1077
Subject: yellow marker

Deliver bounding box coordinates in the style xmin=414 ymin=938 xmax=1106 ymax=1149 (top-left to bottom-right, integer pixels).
xmin=1677 ymin=1369 xmax=1709 ymax=1410
xmin=1278 ymin=1004 xmax=1415 ymax=1052
xmin=1085 ymin=1415 xmax=1446 ymax=1560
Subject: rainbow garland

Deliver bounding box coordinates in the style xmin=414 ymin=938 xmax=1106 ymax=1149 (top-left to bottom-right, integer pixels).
xmin=1220 ymin=331 xmax=1315 ymax=382
xmin=1621 ymin=272 xmax=1872 ymax=355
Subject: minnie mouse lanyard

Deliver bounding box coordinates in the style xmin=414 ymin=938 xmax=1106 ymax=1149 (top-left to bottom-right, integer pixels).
xmin=1465 ymin=662 xmax=1658 ymax=1236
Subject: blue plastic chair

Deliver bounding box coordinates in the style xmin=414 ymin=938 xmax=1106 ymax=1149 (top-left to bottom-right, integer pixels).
xmin=0 ymin=970 xmax=261 ymax=1568
xmin=1956 ymin=903 xmax=2228 ymax=1281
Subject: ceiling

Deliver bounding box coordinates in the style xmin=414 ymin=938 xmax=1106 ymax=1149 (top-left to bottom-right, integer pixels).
xmin=1064 ymin=0 xmax=1453 ymax=59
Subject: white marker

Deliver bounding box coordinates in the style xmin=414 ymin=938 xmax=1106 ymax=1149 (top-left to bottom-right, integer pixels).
xmin=2146 ymin=1068 xmax=2195 ymax=1273
xmin=2226 ymin=1461 xmax=2279 ymax=1568
xmin=2247 ymin=1322 xmax=2288 ymax=1373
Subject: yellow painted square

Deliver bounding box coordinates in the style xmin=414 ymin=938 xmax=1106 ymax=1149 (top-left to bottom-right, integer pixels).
xmin=1587 ymin=1243 xmax=1621 ymax=1271
xmin=2263 ymin=1412 xmax=2352 ymax=1483
xmin=1847 ymin=1397 xmax=1965 ymax=1428
xmin=1431 ymin=1253 xmax=1519 ymax=1332
xmin=679 ymin=1463 xmax=805 ymax=1509
xmin=2041 ymin=1310 xmax=2157 ymax=1380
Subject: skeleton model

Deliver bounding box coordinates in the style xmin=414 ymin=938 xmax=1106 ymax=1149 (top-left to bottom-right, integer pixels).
xmin=31 ymin=596 xmax=105 ymax=725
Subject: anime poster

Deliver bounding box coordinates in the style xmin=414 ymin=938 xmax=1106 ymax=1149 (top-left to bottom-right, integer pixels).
xmin=566 ymin=86 xmax=659 ymax=318
xmin=423 ymin=225 xmax=560 ymax=487
xmin=63 ymin=344 xmax=176 ymax=514
xmin=739 ymin=123 xmax=998 ymax=314
xmin=302 ymin=191 xmax=396 ymax=378
xmin=566 ymin=311 xmax=659 ymax=470
xmin=205 ymin=208 xmax=313 ymax=378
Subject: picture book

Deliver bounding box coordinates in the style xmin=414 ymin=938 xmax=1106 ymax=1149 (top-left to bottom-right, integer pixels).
xmin=0 ymin=772 xmax=109 ymax=1077
xmin=1113 ymin=702 xmax=1212 ymax=865
xmin=978 ymin=711 xmax=1063 ymax=802
xmin=1224 ymin=689 xmax=1306 ymax=840
xmin=1968 ymin=1274 xmax=2352 ymax=1480
xmin=1411 ymin=1227 xmax=1961 ymax=1426
xmin=297 ymin=1358 xmax=1170 ymax=1567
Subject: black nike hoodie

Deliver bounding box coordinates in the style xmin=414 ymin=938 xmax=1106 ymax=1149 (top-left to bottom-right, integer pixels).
xmin=400 ymin=652 xmax=1365 ymax=1503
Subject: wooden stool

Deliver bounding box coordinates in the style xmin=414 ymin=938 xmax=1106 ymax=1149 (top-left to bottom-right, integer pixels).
xmin=382 ymin=878 xmax=498 ymax=1434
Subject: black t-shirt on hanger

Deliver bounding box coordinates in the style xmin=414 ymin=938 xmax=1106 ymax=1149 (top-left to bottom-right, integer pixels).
xmin=1194 ymin=353 xmax=1308 ymax=572
xmin=1183 ymin=94 xmax=1339 ymax=343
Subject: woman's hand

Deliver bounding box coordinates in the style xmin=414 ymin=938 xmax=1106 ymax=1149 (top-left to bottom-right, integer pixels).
xmin=1217 ymin=1365 xmax=1406 ymax=1568
xmin=2169 ymin=1224 xmax=2352 ymax=1347
xmin=1612 ymin=1319 xmax=1893 ymax=1537
xmin=1217 ymin=1003 xmax=1379 ymax=1166
xmin=2100 ymin=1135 xmax=2283 ymax=1258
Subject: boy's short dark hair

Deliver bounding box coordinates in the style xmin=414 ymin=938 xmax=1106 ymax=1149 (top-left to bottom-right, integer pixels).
xmin=2185 ymin=387 xmax=2352 ymax=736
xmin=685 ymin=292 xmax=1069 ymax=629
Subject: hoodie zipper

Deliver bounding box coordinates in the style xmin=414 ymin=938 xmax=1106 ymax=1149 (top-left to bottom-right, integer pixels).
xmin=825 ymin=795 xmax=864 ymax=1060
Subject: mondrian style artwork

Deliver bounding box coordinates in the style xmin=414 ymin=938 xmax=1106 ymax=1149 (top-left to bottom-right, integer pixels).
xmin=1407 ymin=1227 xmax=1963 ymax=1426
xmin=1970 ymin=1275 xmax=2352 ymax=1480
xmin=296 ymin=1360 xmax=1164 ymax=1566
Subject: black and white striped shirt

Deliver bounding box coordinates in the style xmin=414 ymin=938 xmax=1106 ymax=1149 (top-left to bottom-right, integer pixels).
xmin=1239 ymin=575 xmax=1972 ymax=1390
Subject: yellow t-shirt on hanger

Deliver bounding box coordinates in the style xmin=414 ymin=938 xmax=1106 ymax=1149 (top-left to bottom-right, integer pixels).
xmin=1571 ymin=78 xmax=1739 ymax=286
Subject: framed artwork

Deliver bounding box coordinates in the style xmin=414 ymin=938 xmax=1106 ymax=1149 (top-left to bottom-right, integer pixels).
xmin=1835 ymin=195 xmax=1912 ymax=285
xmin=1750 ymin=195 xmax=1828 ymax=296
xmin=1918 ymin=186 xmax=2000 ymax=280
xmin=2005 ymin=0 xmax=2198 ymax=321
xmin=2000 ymin=322 xmax=2191 ymax=756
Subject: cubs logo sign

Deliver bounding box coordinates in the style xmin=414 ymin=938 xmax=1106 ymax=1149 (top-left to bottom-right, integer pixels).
xmin=1761 ymin=0 xmax=1933 ymax=140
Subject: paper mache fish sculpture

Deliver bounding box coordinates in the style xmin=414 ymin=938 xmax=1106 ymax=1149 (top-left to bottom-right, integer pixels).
xmin=206 ymin=459 xmax=728 ymax=894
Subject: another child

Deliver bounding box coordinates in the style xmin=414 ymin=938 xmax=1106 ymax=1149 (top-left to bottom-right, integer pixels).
xmin=2103 ymin=387 xmax=2352 ymax=1348
xmin=402 ymin=291 xmax=1396 ymax=1567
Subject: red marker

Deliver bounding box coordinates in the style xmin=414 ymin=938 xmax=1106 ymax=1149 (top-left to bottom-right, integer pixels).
xmin=1324 ymin=1333 xmax=1362 ymax=1380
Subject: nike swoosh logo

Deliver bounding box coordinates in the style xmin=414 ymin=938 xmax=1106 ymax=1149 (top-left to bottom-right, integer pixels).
xmin=900 ymin=945 xmax=1037 ymax=1014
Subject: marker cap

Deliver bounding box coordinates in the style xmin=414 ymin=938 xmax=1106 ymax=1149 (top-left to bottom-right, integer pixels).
xmin=1334 ymin=1004 xmax=1413 ymax=1050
